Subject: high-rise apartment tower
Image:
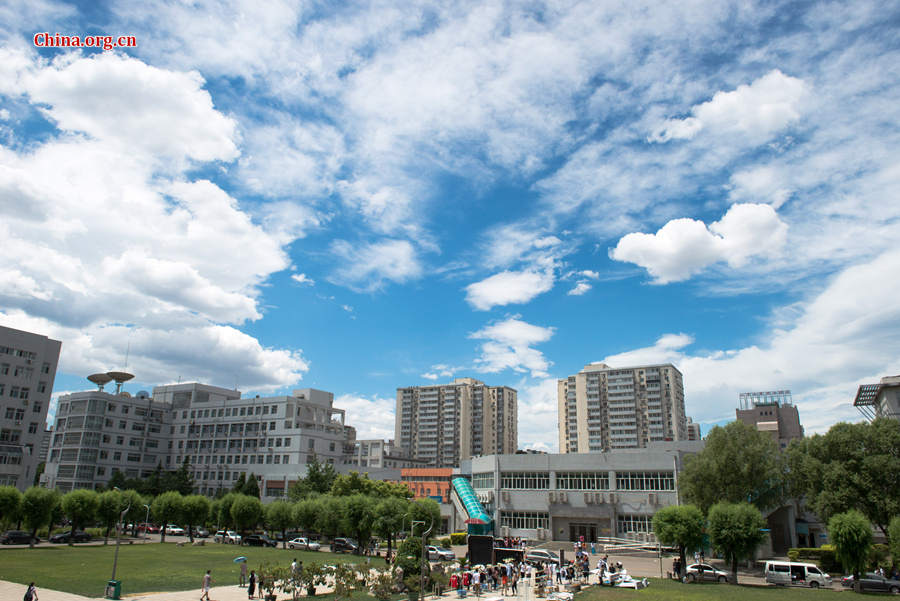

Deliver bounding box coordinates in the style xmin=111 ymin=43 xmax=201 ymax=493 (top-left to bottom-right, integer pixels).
xmin=558 ymin=363 xmax=687 ymax=452
xmin=396 ymin=378 xmax=517 ymax=467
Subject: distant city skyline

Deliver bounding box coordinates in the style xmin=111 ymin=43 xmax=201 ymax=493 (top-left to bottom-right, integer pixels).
xmin=2 ymin=1 xmax=899 ymax=451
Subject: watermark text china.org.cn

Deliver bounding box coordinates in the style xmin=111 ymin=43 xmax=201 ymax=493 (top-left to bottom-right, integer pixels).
xmin=34 ymin=32 xmax=137 ymax=51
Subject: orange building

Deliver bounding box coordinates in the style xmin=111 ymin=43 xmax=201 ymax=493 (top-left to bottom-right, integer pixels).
xmin=400 ymin=467 xmax=453 ymax=502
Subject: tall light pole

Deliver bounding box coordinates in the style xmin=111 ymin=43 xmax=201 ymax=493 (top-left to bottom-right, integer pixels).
xmin=111 ymin=488 xmax=131 ymax=582
xmin=142 ymin=504 xmax=150 ymax=540
xmin=412 ymin=518 xmax=434 ymax=601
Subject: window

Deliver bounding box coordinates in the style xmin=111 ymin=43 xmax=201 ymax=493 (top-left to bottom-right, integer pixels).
xmin=28 ymin=422 xmax=38 ymax=434
xmin=38 ymin=381 xmax=47 ymax=393
xmin=116 ymin=436 xmax=124 ymax=445
xmin=615 ymin=471 xmax=674 ymax=491
xmin=113 ymin=452 xmax=122 ymax=461
xmin=329 ymin=442 xmax=335 ymax=452
xmin=122 ymin=406 xmax=129 ymax=414
xmin=283 ymin=455 xmax=289 ymax=464
xmin=556 ymin=472 xmax=610 ymax=490
xmin=617 ymin=514 xmax=653 ymax=534
xmin=283 ymin=438 xmax=291 ymax=447
xmin=472 ymin=473 xmax=494 ymax=489
xmin=119 ymin=420 xmax=126 ymax=429
xmin=0 ymin=363 xmax=8 ymax=375
xmin=499 ymin=511 xmax=549 ymax=530
xmin=500 ymin=472 xmax=549 ymax=490
xmin=32 ymin=401 xmax=42 ymax=413
xmin=41 ymin=363 xmax=50 ymax=374
xmin=308 ymin=439 xmax=315 ymax=450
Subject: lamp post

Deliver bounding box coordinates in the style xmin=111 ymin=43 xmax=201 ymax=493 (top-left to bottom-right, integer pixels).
xmin=111 ymin=488 xmax=131 ymax=583
xmin=412 ymin=518 xmax=434 ymax=601
xmin=142 ymin=504 xmax=150 ymax=540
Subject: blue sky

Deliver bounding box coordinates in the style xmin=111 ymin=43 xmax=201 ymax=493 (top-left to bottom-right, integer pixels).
xmin=1 ymin=0 xmax=899 ymax=451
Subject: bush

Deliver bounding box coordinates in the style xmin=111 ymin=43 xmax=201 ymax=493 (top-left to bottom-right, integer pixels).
xmin=449 ymin=532 xmax=467 ymax=546
xmin=85 ymin=527 xmax=105 ymax=538
xmin=439 ymin=537 xmax=452 ymax=547
xmin=868 ymin=543 xmax=890 ymax=569
xmin=787 ymin=547 xmax=841 ymax=573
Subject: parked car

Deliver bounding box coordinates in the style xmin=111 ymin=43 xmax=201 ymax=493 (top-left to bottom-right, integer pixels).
xmin=288 ymin=537 xmax=321 ymax=551
xmin=165 ymin=524 xmax=186 ymax=535
xmin=841 ymin=573 xmax=900 ymax=593
xmin=427 ymin=545 xmax=456 ymax=560
xmin=213 ymin=530 xmax=242 ymax=544
xmin=765 ymin=561 xmax=831 ymax=588
xmin=332 ymin=537 xmax=359 ymax=553
xmin=685 ymin=563 xmax=730 ymax=583
xmin=525 ymin=549 xmax=560 ymax=564
xmin=49 ymin=530 xmax=92 ymax=543
xmin=139 ymin=523 xmax=160 ymax=534
xmin=243 ymin=534 xmax=278 ymax=547
xmin=1 ymin=530 xmax=39 ymax=545
xmin=191 ymin=527 xmax=210 ymax=538
xmin=275 ymin=530 xmax=304 ymax=541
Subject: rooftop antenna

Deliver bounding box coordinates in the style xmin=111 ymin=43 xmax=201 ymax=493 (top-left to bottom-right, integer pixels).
xmin=87 ymin=373 xmax=113 ymax=391
xmin=107 ymin=371 xmax=135 ymax=395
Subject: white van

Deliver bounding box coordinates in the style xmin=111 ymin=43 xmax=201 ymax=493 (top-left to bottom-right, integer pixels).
xmin=765 ymin=561 xmax=832 ymax=588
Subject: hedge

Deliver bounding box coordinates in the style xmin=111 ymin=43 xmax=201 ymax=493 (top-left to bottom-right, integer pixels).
xmin=787 ymin=547 xmax=841 ymax=573
xmin=450 ymin=532 xmax=467 ymax=546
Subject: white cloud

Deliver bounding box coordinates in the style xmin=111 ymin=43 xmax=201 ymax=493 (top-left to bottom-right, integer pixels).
xmin=470 ymin=317 xmax=555 ymax=378
xmin=567 ymin=282 xmax=592 ymax=296
xmin=610 ymin=203 xmax=788 ymax=283
xmin=335 ymin=393 xmax=396 ymax=440
xmin=601 ymin=249 xmax=900 ymax=431
xmin=341 ymin=304 xmax=354 ymax=313
xmin=420 ymin=364 xmax=460 ymax=381
xmin=330 ymin=238 xmax=423 ymax=292
xmin=650 ymin=70 xmax=809 ymax=144
xmin=291 ymin=273 xmax=315 ymax=286
xmin=516 ymin=377 xmax=562 ymax=452
xmin=465 ymin=269 xmax=555 ymax=311
xmin=0 ymin=108 xmax=8 ymax=120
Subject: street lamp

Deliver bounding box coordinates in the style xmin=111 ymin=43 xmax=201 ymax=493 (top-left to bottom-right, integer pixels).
xmin=111 ymin=488 xmax=131 ymax=583
xmin=411 ymin=518 xmax=434 ymax=601
xmin=142 ymin=504 xmax=150 ymax=540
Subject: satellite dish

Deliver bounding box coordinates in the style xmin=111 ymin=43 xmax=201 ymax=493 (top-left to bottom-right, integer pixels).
xmin=107 ymin=371 xmax=135 ymax=395
xmin=87 ymin=373 xmax=113 ymax=391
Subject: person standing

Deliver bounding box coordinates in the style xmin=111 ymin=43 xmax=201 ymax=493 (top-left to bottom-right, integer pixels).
xmin=240 ymin=562 xmax=248 ymax=587
xmin=247 ymin=570 xmax=256 ymax=600
xmin=23 ymin=583 xmax=38 ymax=601
xmin=200 ymin=570 xmax=212 ymax=601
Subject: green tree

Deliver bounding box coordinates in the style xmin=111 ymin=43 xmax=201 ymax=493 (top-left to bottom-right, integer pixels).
xmin=107 ymin=469 xmax=127 ymax=491
xmin=889 ymin=516 xmax=900 ymax=574
xmin=233 ymin=472 xmax=247 ymax=494
xmin=395 ymin=535 xmax=429 ymax=584
xmin=231 ymin=494 xmax=263 ymax=534
xmin=116 ymin=489 xmax=145 ymax=537
xmin=788 ymin=419 xmax=900 ymax=538
xmin=707 ymin=502 xmax=767 ymax=584
xmin=681 ymin=421 xmax=785 ymax=513
xmin=61 ymin=489 xmax=99 ymax=546
xmin=218 ymin=493 xmax=239 ymax=529
xmin=341 ymin=494 xmax=376 ymax=552
xmin=266 ymin=500 xmax=295 ymax=548
xmin=170 ymin=457 xmax=194 ymax=495
xmin=294 ymin=498 xmax=319 ymax=534
xmin=21 ymin=486 xmax=59 ymax=548
xmin=151 ymin=491 xmax=184 ymax=543
xmin=96 ymin=489 xmax=124 ymax=544
xmin=374 ymin=496 xmax=408 ymax=561
xmin=829 ymin=510 xmax=873 ymax=590
xmin=0 ymin=485 xmax=23 ymax=529
xmin=289 ymin=456 xmax=337 ymax=500
xmin=372 ymin=479 xmax=413 ymax=499
xmin=407 ymin=497 xmax=441 ymax=537
xmin=182 ymin=494 xmax=211 ymax=542
xmin=316 ymin=495 xmax=344 ymax=538
xmin=332 ymin=472 xmax=375 ymax=496
xmin=146 ymin=464 xmax=165 ymax=497
xmin=652 ymin=504 xmax=705 ymax=575
xmin=243 ymin=473 xmax=260 ymax=498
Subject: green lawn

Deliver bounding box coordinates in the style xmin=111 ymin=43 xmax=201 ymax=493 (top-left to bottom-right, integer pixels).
xmin=0 ymin=542 xmax=388 ymax=598
xmin=576 ymin=579 xmax=842 ymax=601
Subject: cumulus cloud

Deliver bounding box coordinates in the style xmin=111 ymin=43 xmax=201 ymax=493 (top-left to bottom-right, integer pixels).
xmin=291 ymin=273 xmax=315 ymax=286
xmin=330 ymin=238 xmax=424 ymax=292
xmin=650 ymin=70 xmax=809 ymax=145
xmin=335 ymin=393 xmax=396 ymax=440
xmin=465 ymin=269 xmax=554 ymax=311
xmin=470 ymin=317 xmax=555 ymax=378
xmin=420 ymin=364 xmax=459 ymax=381
xmin=610 ymin=203 xmax=788 ymax=283
xmin=515 ymin=377 xmax=562 ymax=452
xmin=567 ymin=282 xmax=592 ymax=296
xmin=602 ymin=248 xmax=900 ymax=432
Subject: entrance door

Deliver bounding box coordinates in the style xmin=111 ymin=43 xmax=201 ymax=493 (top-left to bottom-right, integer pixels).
xmin=569 ymin=522 xmax=597 ymax=542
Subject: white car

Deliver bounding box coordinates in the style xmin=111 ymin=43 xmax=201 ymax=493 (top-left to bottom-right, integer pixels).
xmin=214 ymin=530 xmax=242 ymax=544
xmin=685 ymin=563 xmax=730 ymax=583
xmin=165 ymin=524 xmax=185 ymax=535
xmin=427 ymin=546 xmax=456 ymax=560
xmin=288 ymin=537 xmax=321 ymax=551
xmin=525 ymin=549 xmax=560 ymax=564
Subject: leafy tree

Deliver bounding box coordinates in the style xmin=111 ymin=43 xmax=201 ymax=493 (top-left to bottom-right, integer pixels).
xmin=408 ymin=498 xmax=441 ymax=537
xmin=332 ymin=472 xmax=374 ymax=496
xmin=396 ymin=535 xmax=429 ymax=585
xmin=233 ymin=473 xmax=247 ymax=494
xmin=829 ymin=510 xmax=873 ymax=590
xmin=107 ymin=470 xmax=127 ymax=491
xmin=294 ymin=498 xmax=319 ymax=534
xmin=787 ymin=419 xmax=900 ymax=537
xmin=231 ymin=494 xmax=263 ymax=534
xmin=151 ymin=491 xmax=184 ymax=542
xmin=889 ymin=516 xmax=900 ymax=573
xmin=146 ymin=464 xmax=165 ymax=497
xmin=243 ymin=473 xmax=260 ymax=498
xmin=218 ymin=492 xmax=239 ymax=529
xmin=681 ymin=421 xmax=785 ymax=513
xmin=266 ymin=500 xmax=295 ymax=548
xmin=0 ymin=485 xmax=23 ymax=529
xmin=652 ymin=504 xmax=705 ymax=574
xmin=374 ymin=496 xmax=409 ymax=561
xmin=316 ymin=495 xmax=344 ymax=538
xmin=210 ymin=498 xmax=223 ymax=529
xmin=61 ymin=489 xmax=99 ymax=546
xmin=21 ymin=486 xmax=59 ymax=548
xmin=707 ymin=502 xmax=767 ymax=584
xmin=117 ymin=489 xmax=145 ymax=537
xmin=342 ymin=494 xmax=376 ymax=552
xmin=182 ymin=494 xmax=211 ymax=542
xmin=372 ymin=479 xmax=413 ymax=499
xmin=97 ymin=489 xmax=125 ymax=544
xmin=169 ymin=457 xmax=194 ymax=495
xmin=289 ymin=455 xmax=337 ymax=500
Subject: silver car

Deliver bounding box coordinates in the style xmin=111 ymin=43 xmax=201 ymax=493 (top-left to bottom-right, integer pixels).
xmin=427 ymin=545 xmax=455 ymax=560
xmin=685 ymin=563 xmax=730 ymax=583
xmin=288 ymin=537 xmax=321 ymax=551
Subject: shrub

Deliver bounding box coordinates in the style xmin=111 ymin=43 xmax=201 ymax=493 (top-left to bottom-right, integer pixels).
xmin=439 ymin=537 xmax=452 ymax=547
xmin=449 ymin=532 xmax=467 ymax=546
xmin=787 ymin=547 xmax=841 ymax=573
xmin=868 ymin=543 xmax=890 ymax=569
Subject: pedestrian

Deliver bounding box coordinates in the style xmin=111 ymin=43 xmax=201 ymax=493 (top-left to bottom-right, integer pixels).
xmin=240 ymin=562 xmax=248 ymax=587
xmin=247 ymin=570 xmax=256 ymax=600
xmin=23 ymin=582 xmax=38 ymax=601
xmin=200 ymin=570 xmax=212 ymax=601
xmin=511 ymin=572 xmax=518 ymax=595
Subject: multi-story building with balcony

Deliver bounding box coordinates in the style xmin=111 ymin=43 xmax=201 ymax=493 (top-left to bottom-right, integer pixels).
xmin=396 ymin=378 xmax=517 ymax=467
xmin=853 ymin=375 xmax=900 ymax=423
xmin=0 ymin=325 xmax=61 ymax=489
xmin=558 ymin=363 xmax=688 ymax=452
xmin=342 ymin=438 xmax=428 ymax=470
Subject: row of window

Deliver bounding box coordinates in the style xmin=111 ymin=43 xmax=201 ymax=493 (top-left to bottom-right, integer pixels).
xmin=617 ymin=514 xmax=653 ymax=534
xmin=473 ymin=471 xmax=675 ymax=491
xmin=499 ymin=511 xmax=550 ymax=530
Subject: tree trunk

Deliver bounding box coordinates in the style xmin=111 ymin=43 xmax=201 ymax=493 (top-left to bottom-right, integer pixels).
xmin=679 ymin=545 xmax=686 ymax=581
xmin=188 ymin=522 xmax=194 ymax=543
xmin=69 ymin=519 xmax=77 ymax=546
xmin=104 ymin=524 xmax=111 ymax=545
xmin=29 ymin=527 xmax=37 ymax=549
xmin=731 ymin=555 xmax=739 ymax=585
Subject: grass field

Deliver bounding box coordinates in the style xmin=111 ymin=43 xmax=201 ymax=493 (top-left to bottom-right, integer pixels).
xmin=576 ymin=578 xmax=849 ymax=600
xmin=0 ymin=542 xmax=388 ymax=598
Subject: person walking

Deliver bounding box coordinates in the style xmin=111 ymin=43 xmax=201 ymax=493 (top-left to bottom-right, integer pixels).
xmin=23 ymin=582 xmax=38 ymax=601
xmin=247 ymin=570 xmax=256 ymax=600
xmin=200 ymin=570 xmax=212 ymax=601
xmin=240 ymin=562 xmax=248 ymax=587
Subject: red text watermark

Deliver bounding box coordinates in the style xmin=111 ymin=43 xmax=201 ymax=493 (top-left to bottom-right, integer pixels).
xmin=34 ymin=32 xmax=137 ymax=51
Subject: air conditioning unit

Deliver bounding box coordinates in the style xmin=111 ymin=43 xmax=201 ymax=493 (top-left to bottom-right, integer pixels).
xmin=648 ymin=493 xmax=657 ymax=505
xmin=548 ymin=491 xmax=556 ymax=503
xmin=584 ymin=492 xmax=592 ymax=504
xmin=501 ymin=491 xmax=510 ymax=503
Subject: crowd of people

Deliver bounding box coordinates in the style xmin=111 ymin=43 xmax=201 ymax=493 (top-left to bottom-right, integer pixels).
xmin=494 ymin=537 xmax=528 ymax=549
